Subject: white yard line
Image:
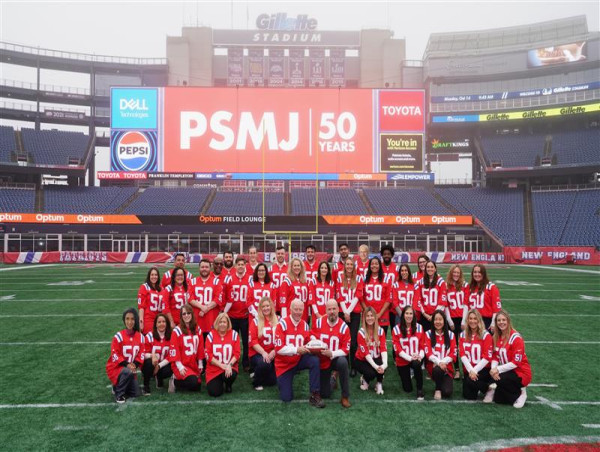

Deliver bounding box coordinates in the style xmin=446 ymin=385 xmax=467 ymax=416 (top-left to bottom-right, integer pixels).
xmin=0 ymin=264 xmax=60 ymax=272
xmin=535 ymin=396 xmax=563 ymax=410
xmin=529 ymin=384 xmax=558 ymax=388
xmin=53 ymin=425 xmax=108 ymax=431
xmin=413 ymin=435 xmax=600 ymax=452
xmin=520 ymin=265 xmax=600 ymax=275
xmin=0 ymin=314 xmax=118 ymax=318
xmin=582 ymin=425 xmax=600 ymax=429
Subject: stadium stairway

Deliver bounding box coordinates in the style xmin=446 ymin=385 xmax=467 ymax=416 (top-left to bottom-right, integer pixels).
xmin=523 ymin=189 xmax=537 ymax=246
xmin=429 ymin=187 xmax=461 ymax=215
xmin=473 ymin=137 xmax=489 ymax=168
xmin=358 ymin=189 xmax=376 ymax=215
xmin=200 ymin=188 xmax=217 ymax=215
xmin=35 ymin=186 xmax=44 ymax=212
xmin=284 ymin=192 xmax=291 ymax=215
xmin=115 ymin=188 xmax=143 ymax=214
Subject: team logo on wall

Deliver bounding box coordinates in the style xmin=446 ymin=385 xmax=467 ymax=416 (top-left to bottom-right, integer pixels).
xmin=111 ymin=130 xmax=158 ymax=171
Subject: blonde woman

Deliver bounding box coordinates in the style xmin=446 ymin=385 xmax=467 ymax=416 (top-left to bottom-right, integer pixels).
xmin=205 ymin=313 xmax=240 ymax=397
xmin=249 ymin=296 xmax=279 ymax=390
xmin=354 ymin=307 xmax=387 ymax=394
xmin=488 ymin=310 xmax=532 ymax=408
xmin=279 ymin=257 xmax=310 ymax=320
xmin=446 ymin=264 xmax=469 ymax=379
xmin=459 ymin=309 xmax=493 ymax=400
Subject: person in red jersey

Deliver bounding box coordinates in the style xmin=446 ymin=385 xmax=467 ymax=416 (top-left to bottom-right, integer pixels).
xmin=212 ymin=256 xmax=225 ymax=283
xmin=249 ymin=263 xmax=279 ymax=318
xmin=355 ymin=307 xmax=388 ymax=394
xmin=380 ymin=244 xmax=399 ymax=328
xmin=249 ymin=296 xmax=279 ymax=390
xmin=355 ymin=244 xmax=370 ymax=280
xmin=363 ymin=257 xmax=391 ymax=334
xmin=488 ymin=309 xmax=531 ymax=408
xmin=304 ymin=244 xmax=319 ymax=281
xmin=161 ymin=253 xmax=193 ymax=288
xmin=460 ymin=309 xmax=493 ymax=401
xmin=336 ymin=257 xmax=364 ymax=377
xmin=415 ymin=261 xmax=448 ymax=332
xmin=392 ymin=306 xmax=425 ymax=400
xmin=141 ymin=313 xmax=173 ymax=395
xmin=279 ymin=258 xmax=310 ymax=321
xmin=274 ymin=299 xmax=325 ymax=407
xmin=245 ymin=246 xmax=261 ymax=274
xmin=270 ymin=246 xmax=289 ymax=289
xmin=164 ymin=267 xmax=191 ymax=329
xmin=106 ymin=308 xmax=144 ymax=404
xmin=446 ymin=264 xmax=469 ymax=379
xmin=138 ymin=267 xmax=165 ymax=334
xmin=189 ymin=259 xmax=223 ymax=338
xmin=332 ymin=243 xmax=350 ymax=281
xmin=310 ymin=261 xmax=336 ymax=324
xmin=392 ymin=264 xmax=417 ymax=324
xmin=168 ymin=304 xmax=204 ymax=393
xmin=311 ymin=299 xmax=352 ymax=408
xmin=468 ymin=264 xmax=502 ymax=332
xmin=222 ymin=250 xmax=235 ymax=277
xmin=205 ymin=313 xmax=241 ymax=397
xmin=223 ymin=256 xmax=252 ymax=372
xmin=413 ymin=254 xmax=429 ymax=282
xmin=425 ymin=311 xmax=456 ymax=400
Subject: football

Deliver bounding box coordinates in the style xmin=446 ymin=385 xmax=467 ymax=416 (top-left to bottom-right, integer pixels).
xmin=305 ymin=339 xmax=327 ymax=354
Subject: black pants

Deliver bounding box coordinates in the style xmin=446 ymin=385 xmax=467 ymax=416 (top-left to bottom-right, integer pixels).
xmin=113 ymin=367 xmax=141 ymax=399
xmin=142 ymin=359 xmax=173 ymax=389
xmin=231 ymin=317 xmax=249 ymax=369
xmin=320 ymin=357 xmax=350 ymax=399
xmin=354 ymin=357 xmax=384 ymax=384
xmin=207 ymin=372 xmax=238 ymax=397
xmin=483 ymin=316 xmax=492 ymax=331
xmin=494 ymin=370 xmax=523 ymax=405
xmin=432 ymin=366 xmax=453 ymax=398
xmin=388 ymin=311 xmax=397 ymax=329
xmin=462 ymin=367 xmax=492 ymax=400
xmin=250 ymin=354 xmax=277 ymax=388
xmin=419 ymin=316 xmax=432 ymax=332
xmin=174 ymin=375 xmax=201 ymax=392
xmin=397 ymin=361 xmax=424 ymax=393
xmin=341 ymin=312 xmax=361 ymax=370
xmin=451 ymin=317 xmax=462 ymax=368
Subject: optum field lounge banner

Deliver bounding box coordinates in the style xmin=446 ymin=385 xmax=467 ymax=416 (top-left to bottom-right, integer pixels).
xmin=504 ymin=247 xmax=600 ymax=265
xmin=111 ymin=87 xmax=426 ymax=174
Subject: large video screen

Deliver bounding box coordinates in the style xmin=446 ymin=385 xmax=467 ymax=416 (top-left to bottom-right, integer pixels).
xmin=527 ymin=42 xmax=587 ymax=68
xmin=109 ymin=87 xmax=425 ymax=177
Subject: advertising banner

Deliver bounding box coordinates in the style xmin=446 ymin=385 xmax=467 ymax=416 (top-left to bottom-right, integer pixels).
xmin=0 ymin=213 xmax=141 ymax=225
xmin=268 ymin=48 xmax=285 ymax=87
xmin=380 ymin=133 xmax=423 ymax=172
xmin=227 ymin=47 xmax=244 ymax=86
xmin=322 ymin=215 xmax=472 ymax=226
xmin=504 ymin=247 xmax=600 ymax=265
xmin=527 ymin=42 xmax=587 ymax=68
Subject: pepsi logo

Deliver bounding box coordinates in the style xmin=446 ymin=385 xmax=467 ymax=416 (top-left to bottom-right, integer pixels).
xmin=117 ymin=131 xmax=151 ymax=171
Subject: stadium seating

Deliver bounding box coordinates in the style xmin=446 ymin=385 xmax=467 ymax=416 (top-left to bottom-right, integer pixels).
xmin=21 ymin=129 xmax=89 ymax=166
xmin=558 ymin=190 xmax=600 ymax=246
xmin=207 ymin=191 xmax=284 ymax=215
xmin=123 ymin=187 xmax=212 ymax=215
xmin=531 ymin=191 xmax=576 ymax=246
xmin=291 ymin=188 xmax=366 ymax=215
xmin=0 ymin=187 xmax=36 ymax=212
xmin=0 ymin=126 xmax=17 ymax=163
xmin=480 ymin=134 xmax=546 ymax=168
xmin=435 ymin=188 xmax=525 ymax=245
xmin=363 ymin=187 xmax=452 ymax=215
xmin=550 ymin=129 xmax=600 ymax=166
xmin=44 ymin=186 xmax=138 ymax=214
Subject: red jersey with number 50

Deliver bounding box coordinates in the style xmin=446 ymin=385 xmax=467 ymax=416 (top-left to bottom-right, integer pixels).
xmin=459 ymin=331 xmax=493 ymax=370
xmin=424 ymin=330 xmax=457 ymax=376
xmin=248 ymin=317 xmax=278 ymax=358
xmin=304 ymin=260 xmax=319 ymax=282
xmin=164 ymin=284 xmax=191 ymax=325
xmin=224 ymin=272 xmax=253 ymax=319
xmin=494 ymin=330 xmax=532 ymax=387
xmin=447 ymin=282 xmax=469 ymax=318
xmin=106 ymin=330 xmax=144 ymax=385
xmin=189 ymin=276 xmax=224 ymax=332
xmin=336 ymin=274 xmax=364 ymax=314
xmin=363 ymin=278 xmax=391 ymax=325
xmin=310 ymin=317 xmax=350 ymax=369
xmin=310 ymin=279 xmax=336 ymax=323
xmin=355 ymin=259 xmax=369 ymax=280
xmin=279 ymin=277 xmax=310 ymax=321
xmin=274 ymin=318 xmax=311 ymax=376
xmin=270 ymin=262 xmax=289 ymax=288
xmin=392 ymin=323 xmax=425 ymax=366
xmin=205 ymin=329 xmax=241 ymax=383
xmin=249 ymin=280 xmax=279 ymax=317
xmin=161 ymin=268 xmax=193 ymax=289
xmin=144 ymin=331 xmax=171 ymax=362
xmin=355 ymin=327 xmax=387 ymax=361
xmin=468 ymin=282 xmax=502 ymax=318
xmin=415 ymin=277 xmax=448 ymax=316
xmin=137 ymin=284 xmax=165 ymax=334
xmin=169 ymin=326 xmax=204 ymax=380
xmin=392 ymin=281 xmax=417 ymax=312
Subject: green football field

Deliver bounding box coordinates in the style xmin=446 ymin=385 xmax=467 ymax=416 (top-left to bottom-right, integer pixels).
xmin=0 ymin=263 xmax=599 ymax=451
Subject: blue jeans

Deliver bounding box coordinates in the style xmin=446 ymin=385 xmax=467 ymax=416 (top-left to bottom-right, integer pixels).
xmin=277 ymin=354 xmax=320 ymax=402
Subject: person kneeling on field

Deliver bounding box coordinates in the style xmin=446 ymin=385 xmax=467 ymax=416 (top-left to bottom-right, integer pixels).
xmin=274 ymin=299 xmax=325 ymax=408
xmin=249 ymin=296 xmax=279 ymax=390
xmin=205 ymin=313 xmax=241 ymax=397
xmin=142 ymin=313 xmax=174 ymax=395
xmin=168 ymin=304 xmax=204 ymax=393
xmin=106 ymin=308 xmax=144 ymax=404
xmin=310 ymin=299 xmax=352 ymax=408
xmin=424 ymin=311 xmax=457 ymax=400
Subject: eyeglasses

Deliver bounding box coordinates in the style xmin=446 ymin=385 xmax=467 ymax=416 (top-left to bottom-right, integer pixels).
xmin=213 ymin=262 xmax=223 ymax=266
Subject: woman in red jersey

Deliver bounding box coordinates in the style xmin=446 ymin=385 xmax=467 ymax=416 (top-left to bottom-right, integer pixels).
xmin=468 ymin=264 xmax=502 ymax=332
xmin=165 ymin=267 xmax=191 ymax=329
xmin=249 ymin=263 xmax=279 ymax=319
xmin=354 ymin=307 xmax=387 ymax=395
xmin=412 ymin=254 xmax=429 ymax=282
xmin=415 ymin=261 xmax=448 ymax=332
xmin=205 ymin=312 xmax=241 ymax=397
xmin=249 ymin=296 xmax=279 ymax=390
xmin=141 ymin=313 xmax=173 ymax=395
xmin=459 ymin=309 xmax=493 ymax=400
xmin=137 ymin=267 xmax=165 ymax=334
xmin=392 ymin=306 xmax=425 ymax=400
xmin=168 ymin=304 xmax=204 ymax=393
xmin=310 ymin=261 xmax=336 ymax=324
xmin=488 ymin=309 xmax=532 ymax=408
xmin=446 ymin=264 xmax=469 ymax=379
xmin=106 ymin=308 xmax=144 ymax=404
xmin=362 ymin=257 xmax=391 ymax=334
xmin=392 ymin=264 xmax=417 ymax=324
xmin=279 ymin=258 xmax=310 ymax=320
xmin=424 ymin=311 xmax=456 ymax=400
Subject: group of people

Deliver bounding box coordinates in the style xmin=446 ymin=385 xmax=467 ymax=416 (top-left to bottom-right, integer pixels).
xmin=107 ymin=245 xmax=532 ymax=409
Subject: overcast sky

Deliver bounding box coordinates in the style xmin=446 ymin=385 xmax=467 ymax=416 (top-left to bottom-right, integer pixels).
xmin=2 ymin=1 xmax=598 ymax=64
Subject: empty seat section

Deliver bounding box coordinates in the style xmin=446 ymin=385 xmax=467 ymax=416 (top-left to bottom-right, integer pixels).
xmin=123 ymin=187 xmax=211 ymax=215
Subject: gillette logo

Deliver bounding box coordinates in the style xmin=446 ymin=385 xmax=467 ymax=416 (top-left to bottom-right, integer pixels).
xmin=256 ymin=13 xmax=317 ymax=31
